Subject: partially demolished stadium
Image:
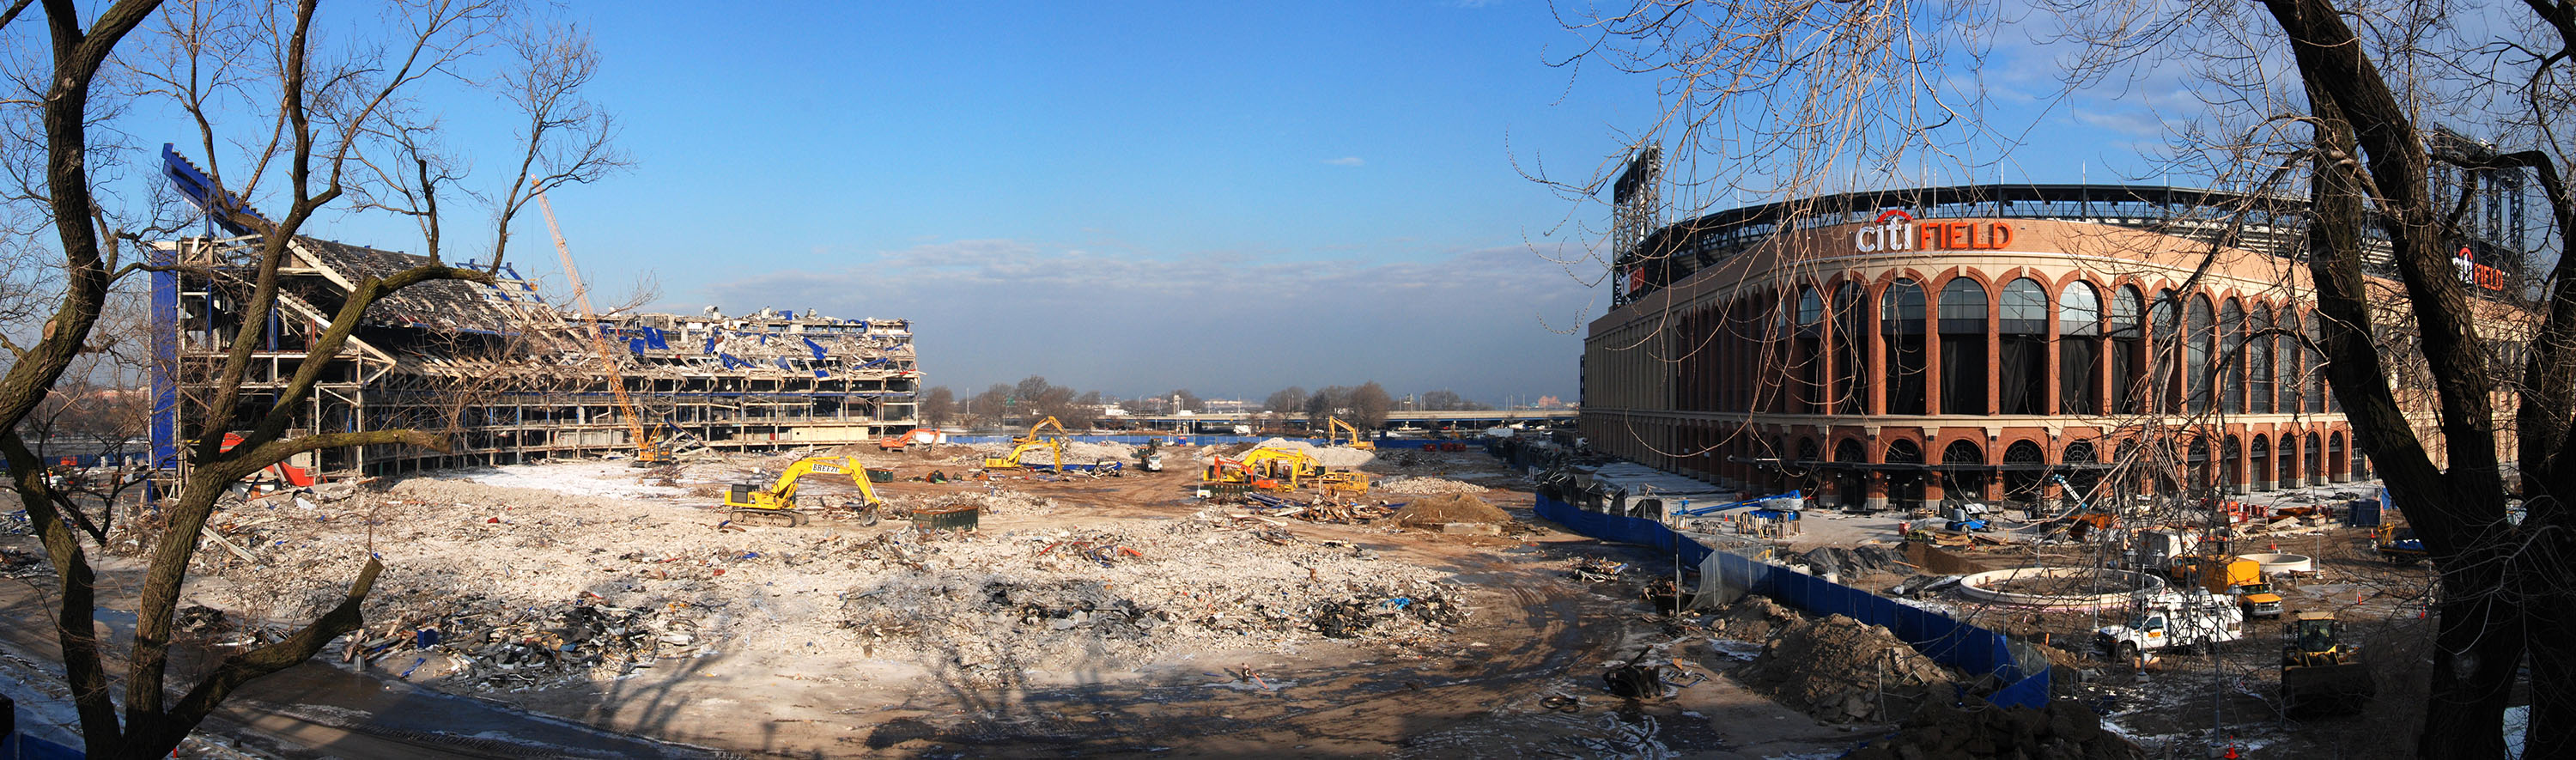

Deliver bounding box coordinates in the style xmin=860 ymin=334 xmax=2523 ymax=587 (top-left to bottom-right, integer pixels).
xmin=146 ymin=147 xmax=920 ymax=480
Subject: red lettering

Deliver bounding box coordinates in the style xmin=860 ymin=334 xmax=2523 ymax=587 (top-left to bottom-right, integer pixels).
xmin=1920 ymin=223 xmax=1943 ymax=251
xmin=1990 ymin=222 xmax=2014 ymax=249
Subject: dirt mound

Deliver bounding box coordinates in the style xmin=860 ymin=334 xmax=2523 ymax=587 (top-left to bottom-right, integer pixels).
xmin=1386 ymin=495 xmax=1512 ymax=526
xmin=1844 ymin=698 xmax=2143 ymax=760
xmin=1735 ymin=612 xmax=1961 ymax=723
xmin=1709 ymin=595 xmax=1800 ymax=642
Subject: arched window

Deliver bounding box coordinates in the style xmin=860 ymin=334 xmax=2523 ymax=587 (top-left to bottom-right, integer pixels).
xmin=1942 ymin=439 xmax=1987 ymax=502
xmin=1882 ymin=279 xmax=1929 ymax=415
xmin=1832 ymin=438 xmax=1867 ymax=508
xmin=2004 ymin=440 xmax=2047 ymax=501
xmin=2251 ymin=435 xmax=2272 ymax=489
xmin=2110 ymin=286 xmax=2145 ymax=413
xmin=2152 ymin=289 xmax=2181 ymax=412
xmin=1795 ymin=287 xmax=1824 ymax=331
xmin=1886 ymin=438 xmax=1925 ymax=506
xmin=1939 ymin=278 xmax=1990 ymax=415
xmin=2186 ymin=295 xmax=2216 ymax=412
xmin=2222 ymin=435 xmax=2244 ymax=491
xmin=2306 ymin=432 xmax=2324 ymax=486
xmin=1832 ymin=282 xmax=1869 ymax=415
xmin=2001 ymin=278 xmax=2049 ymax=415
xmin=2188 ymin=436 xmax=2214 ymax=491
xmin=2250 ymin=307 xmax=2275 ymax=414
xmin=1794 ymin=286 xmax=1824 ymax=412
xmin=2305 ymin=312 xmax=2329 ymax=411
xmin=2276 ymin=306 xmax=2300 ymax=413
xmin=2221 ymin=299 xmax=2246 ymax=413
xmin=2063 ymin=439 xmax=2102 ymax=502
xmin=2061 ymin=282 xmax=2104 ymax=415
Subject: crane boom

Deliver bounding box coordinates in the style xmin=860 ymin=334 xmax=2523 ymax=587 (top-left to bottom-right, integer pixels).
xmin=536 ymin=189 xmax=668 ymax=466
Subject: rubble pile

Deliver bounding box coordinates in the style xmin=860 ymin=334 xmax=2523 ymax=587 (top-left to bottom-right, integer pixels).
xmin=966 ymin=440 xmax=1134 ymax=462
xmin=1566 ymin=556 xmax=1626 ymax=582
xmin=908 ymin=490 xmax=1059 ymax=518
xmin=1706 ymin=595 xmax=1799 ymax=641
xmin=1733 ymin=611 xmax=1962 ymax=723
xmin=1842 ymin=699 xmax=2144 ymax=760
xmin=1379 ymin=477 xmax=1487 ymax=496
xmin=1385 ymin=495 xmax=1514 ymax=527
xmin=836 ymin=518 xmax=1465 ymax=684
xmin=340 ymin=596 xmax=705 ymax=690
xmin=1795 ymin=546 xmax=1916 ymax=582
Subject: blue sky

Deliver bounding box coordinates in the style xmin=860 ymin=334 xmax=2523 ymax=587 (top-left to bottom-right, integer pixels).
xmin=119 ymin=1 xmax=2183 ymax=404
xmin=483 ymin=1 xmax=1667 ymax=404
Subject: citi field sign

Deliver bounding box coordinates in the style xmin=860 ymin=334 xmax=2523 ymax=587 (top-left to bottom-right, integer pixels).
xmin=1853 ymin=210 xmax=2014 ymax=252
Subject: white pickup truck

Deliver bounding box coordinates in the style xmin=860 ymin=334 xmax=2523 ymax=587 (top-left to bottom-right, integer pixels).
xmin=2096 ymin=589 xmax=2246 ymax=660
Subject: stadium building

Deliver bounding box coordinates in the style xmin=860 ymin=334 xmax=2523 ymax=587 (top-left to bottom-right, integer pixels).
xmin=1579 ymin=152 xmax=2531 ymax=511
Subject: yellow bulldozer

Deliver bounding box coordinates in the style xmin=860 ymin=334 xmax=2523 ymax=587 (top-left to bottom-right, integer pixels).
xmin=721 ymin=456 xmax=885 ymax=527
xmin=2281 ymin=611 xmax=2375 ymax=715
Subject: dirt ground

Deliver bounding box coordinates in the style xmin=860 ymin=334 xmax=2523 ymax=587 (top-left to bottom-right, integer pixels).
xmin=0 ymin=443 xmax=1880 ymax=758
xmin=0 ymin=442 xmax=2458 ymax=758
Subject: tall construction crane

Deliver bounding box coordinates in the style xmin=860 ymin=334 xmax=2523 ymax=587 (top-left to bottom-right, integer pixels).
xmin=536 ymin=188 xmax=672 ymax=467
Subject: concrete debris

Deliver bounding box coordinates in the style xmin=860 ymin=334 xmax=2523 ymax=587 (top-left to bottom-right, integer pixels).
xmin=966 ymin=440 xmax=1137 ymax=463
xmin=1566 ymin=557 xmax=1626 ymax=582
xmin=1378 ymin=477 xmax=1487 ymax=496
xmin=835 ymin=515 xmax=1465 ymax=686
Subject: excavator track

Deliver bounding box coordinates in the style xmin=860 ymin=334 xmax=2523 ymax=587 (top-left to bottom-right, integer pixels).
xmin=731 ymin=508 xmax=806 ymax=527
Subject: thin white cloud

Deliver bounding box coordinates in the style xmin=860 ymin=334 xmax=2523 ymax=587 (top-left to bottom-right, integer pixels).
xmin=689 ymin=240 xmax=1595 ymax=401
xmin=1323 ymin=156 xmax=1365 ymax=167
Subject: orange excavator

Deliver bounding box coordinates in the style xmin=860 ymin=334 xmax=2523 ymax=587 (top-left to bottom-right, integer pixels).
xmin=878 ymin=428 xmax=947 ymax=452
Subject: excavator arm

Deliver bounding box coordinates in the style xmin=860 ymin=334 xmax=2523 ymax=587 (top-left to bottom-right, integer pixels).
xmin=727 ymin=457 xmax=882 ymax=526
xmin=1015 ymin=416 xmax=1069 ymax=445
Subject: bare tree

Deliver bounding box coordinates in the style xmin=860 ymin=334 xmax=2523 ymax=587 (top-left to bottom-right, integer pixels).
xmin=0 ymin=1 xmax=611 ymax=754
xmin=483 ymin=19 xmax=624 ymax=268
xmin=1264 ymin=386 xmax=1308 ymax=413
xmin=1347 ymin=381 xmax=1393 ymax=429
xmin=919 ymin=385 xmax=956 ymax=426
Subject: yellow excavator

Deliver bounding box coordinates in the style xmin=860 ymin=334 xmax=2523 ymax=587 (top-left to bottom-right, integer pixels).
xmin=983 ymin=439 xmax=1064 ymax=471
xmin=1239 ymin=447 xmax=1321 ymax=489
xmin=1326 ymin=416 xmax=1376 ymax=450
xmin=1014 ymin=416 xmax=1069 ymax=446
xmin=721 ymin=456 xmax=884 ymax=526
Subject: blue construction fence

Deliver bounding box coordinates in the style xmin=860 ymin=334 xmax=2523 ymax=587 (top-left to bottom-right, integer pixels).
xmin=1534 ymin=494 xmax=2050 ymax=709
